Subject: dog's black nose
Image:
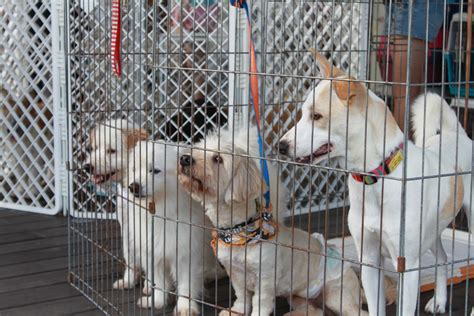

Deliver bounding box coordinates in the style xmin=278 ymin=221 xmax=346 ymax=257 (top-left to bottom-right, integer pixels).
xmin=180 ymin=154 xmax=194 ymax=167
xmin=83 ymin=163 xmax=94 ymax=174
xmin=278 ymin=140 xmax=289 ymax=156
xmin=129 ymin=182 xmax=141 ymax=195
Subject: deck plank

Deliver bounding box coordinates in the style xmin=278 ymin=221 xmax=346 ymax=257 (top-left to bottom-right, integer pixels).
xmin=0 ymin=245 xmax=69 ymax=267
xmin=0 ymin=269 xmax=69 ymax=294
xmin=0 ymin=257 xmax=68 ymax=279
xmin=0 ymin=295 xmax=100 ymax=316
xmin=0 ymin=218 xmax=66 ymax=235
xmin=0 ymin=283 xmax=81 ymax=310
xmin=0 ymin=226 xmax=69 ymax=245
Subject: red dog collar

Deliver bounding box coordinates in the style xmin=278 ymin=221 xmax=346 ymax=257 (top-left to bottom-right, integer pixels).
xmin=351 ymin=143 xmax=404 ymax=185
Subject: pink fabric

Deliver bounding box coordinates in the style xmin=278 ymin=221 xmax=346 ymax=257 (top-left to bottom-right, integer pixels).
xmin=172 ymin=1 xmax=218 ymax=32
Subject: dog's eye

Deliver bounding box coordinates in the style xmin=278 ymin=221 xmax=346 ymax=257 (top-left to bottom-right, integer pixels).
xmin=149 ymin=168 xmax=161 ymax=174
xmin=106 ymin=148 xmax=116 ymax=154
xmin=312 ymin=113 xmax=323 ymax=121
xmin=213 ymin=155 xmax=223 ymax=164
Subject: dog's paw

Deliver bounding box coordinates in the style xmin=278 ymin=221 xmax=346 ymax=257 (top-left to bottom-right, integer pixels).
xmin=137 ymin=294 xmax=166 ymax=310
xmin=142 ymin=280 xmax=153 ymax=295
xmin=218 ymin=310 xmax=243 ymax=316
xmin=113 ymin=278 xmax=134 ymax=290
xmin=283 ymin=312 xmax=320 ymax=316
xmin=424 ymin=296 xmax=446 ymax=314
xmin=137 ymin=296 xmax=153 ymax=309
xmin=175 ymin=298 xmax=200 ymax=316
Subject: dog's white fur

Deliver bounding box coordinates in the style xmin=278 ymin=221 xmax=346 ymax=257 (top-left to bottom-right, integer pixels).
xmin=127 ymin=140 xmax=221 ymax=314
xmin=411 ymin=93 xmax=473 ymax=232
xmin=85 ymin=119 xmax=151 ymax=294
xmin=280 ymin=51 xmax=466 ymax=315
xmin=178 ymin=127 xmax=374 ymax=316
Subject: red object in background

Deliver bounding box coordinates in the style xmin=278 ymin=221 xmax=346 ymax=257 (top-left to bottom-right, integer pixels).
xmin=172 ymin=1 xmax=218 ymax=32
xmin=111 ymin=0 xmax=121 ymax=77
xmin=377 ymin=29 xmax=444 ymax=83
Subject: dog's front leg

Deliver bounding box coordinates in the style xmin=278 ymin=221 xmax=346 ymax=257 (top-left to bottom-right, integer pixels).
xmin=360 ymin=263 xmax=386 ymax=316
xmin=220 ymin=274 xmax=252 ymax=316
xmin=350 ymin=227 xmax=386 ymax=316
xmin=175 ymin=280 xmax=201 ymax=316
xmin=113 ymin=222 xmax=139 ymax=290
xmin=250 ymin=279 xmax=275 ymax=316
xmin=113 ymin=265 xmax=139 ymax=290
xmin=174 ymin=254 xmax=202 ymax=315
xmin=424 ymin=238 xmax=448 ymax=313
xmin=396 ymin=258 xmax=420 ymax=315
xmin=136 ymin=259 xmax=169 ymax=310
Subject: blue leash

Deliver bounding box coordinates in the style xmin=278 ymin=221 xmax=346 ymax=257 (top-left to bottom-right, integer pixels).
xmin=230 ymin=0 xmax=271 ymax=211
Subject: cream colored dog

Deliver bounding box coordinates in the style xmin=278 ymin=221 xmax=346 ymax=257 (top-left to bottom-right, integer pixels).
xmin=178 ymin=126 xmax=381 ymax=316
xmin=127 ymin=140 xmax=223 ymax=314
xmin=279 ymin=50 xmax=466 ymax=315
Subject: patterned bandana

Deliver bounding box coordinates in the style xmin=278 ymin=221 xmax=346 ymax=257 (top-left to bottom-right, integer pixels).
xmin=210 ymin=200 xmax=277 ymax=255
xmin=351 ymin=143 xmax=404 ymax=185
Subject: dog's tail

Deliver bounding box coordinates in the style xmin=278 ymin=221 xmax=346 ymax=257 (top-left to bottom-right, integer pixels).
xmin=411 ymin=93 xmax=466 ymax=147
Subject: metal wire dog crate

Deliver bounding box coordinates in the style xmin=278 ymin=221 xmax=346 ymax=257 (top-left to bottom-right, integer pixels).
xmin=64 ymin=0 xmax=474 ymax=315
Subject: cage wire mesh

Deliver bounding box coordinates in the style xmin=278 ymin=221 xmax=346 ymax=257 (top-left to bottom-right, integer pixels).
xmin=0 ymin=0 xmax=62 ymax=213
xmin=68 ymin=0 xmax=230 ymax=218
xmin=66 ymin=0 xmax=474 ymax=315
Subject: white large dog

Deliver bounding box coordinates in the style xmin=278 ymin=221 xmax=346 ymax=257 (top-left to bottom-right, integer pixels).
xmin=279 ymin=50 xmax=468 ymax=315
xmin=127 ymin=140 xmax=220 ymax=314
xmin=178 ymin=126 xmax=386 ymax=316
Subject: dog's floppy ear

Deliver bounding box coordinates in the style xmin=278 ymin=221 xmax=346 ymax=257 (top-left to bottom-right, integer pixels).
xmin=309 ymin=48 xmax=346 ymax=78
xmin=333 ymin=78 xmax=365 ymax=107
xmin=125 ymin=129 xmax=149 ymax=149
xmin=224 ymin=157 xmax=264 ymax=205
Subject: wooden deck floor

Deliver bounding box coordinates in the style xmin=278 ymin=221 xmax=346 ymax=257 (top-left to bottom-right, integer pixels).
xmin=0 ymin=208 xmax=101 ymax=315
xmin=1 ymin=208 xmax=474 ymax=315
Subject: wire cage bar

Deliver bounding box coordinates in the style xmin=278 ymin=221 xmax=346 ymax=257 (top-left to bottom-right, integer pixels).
xmin=65 ymin=0 xmax=474 ymax=315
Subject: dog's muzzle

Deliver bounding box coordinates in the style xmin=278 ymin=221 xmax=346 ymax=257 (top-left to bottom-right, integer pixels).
xmin=180 ymin=154 xmax=194 ymax=167
xmin=83 ymin=163 xmax=94 ymax=174
xmin=128 ymin=182 xmax=145 ymax=198
xmin=277 ymin=140 xmax=290 ymax=156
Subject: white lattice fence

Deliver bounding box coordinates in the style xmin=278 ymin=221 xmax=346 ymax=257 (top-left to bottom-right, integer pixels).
xmin=0 ymin=0 xmax=65 ymax=214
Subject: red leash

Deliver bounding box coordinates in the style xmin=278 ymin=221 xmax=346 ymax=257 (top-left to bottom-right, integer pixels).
xmin=111 ymin=0 xmax=121 ymax=77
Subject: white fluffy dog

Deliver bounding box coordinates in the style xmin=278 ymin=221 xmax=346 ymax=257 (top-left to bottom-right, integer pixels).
xmin=84 ymin=119 xmax=151 ymax=292
xmin=127 ymin=140 xmax=221 ymax=314
xmin=279 ymin=50 xmax=467 ymax=315
xmin=178 ymin=126 xmax=378 ymax=316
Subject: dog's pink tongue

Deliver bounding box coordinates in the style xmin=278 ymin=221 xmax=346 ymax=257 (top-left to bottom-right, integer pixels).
xmin=314 ymin=144 xmax=330 ymax=156
xmin=92 ymin=175 xmax=103 ymax=184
